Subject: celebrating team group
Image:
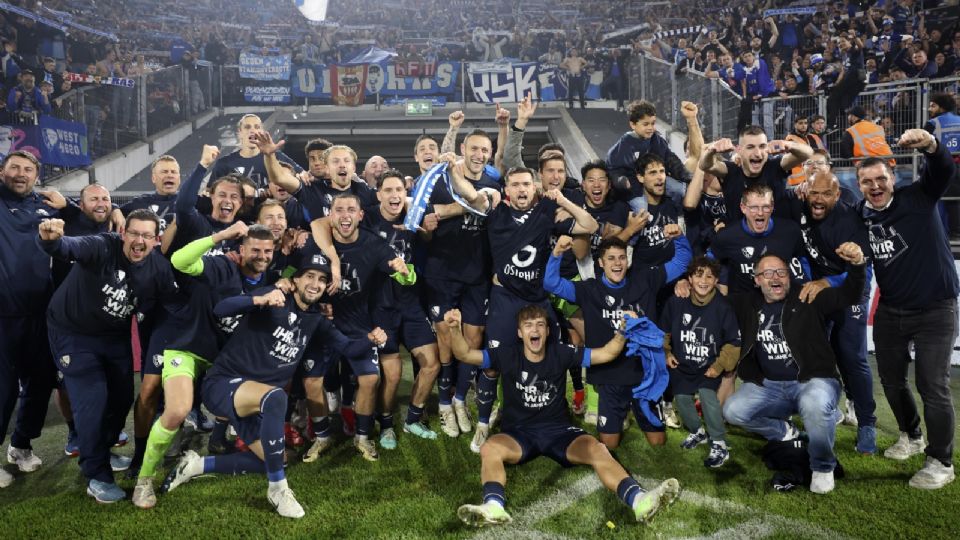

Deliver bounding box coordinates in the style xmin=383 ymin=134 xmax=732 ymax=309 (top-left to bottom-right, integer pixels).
xmin=0 ymin=94 xmax=956 ymax=525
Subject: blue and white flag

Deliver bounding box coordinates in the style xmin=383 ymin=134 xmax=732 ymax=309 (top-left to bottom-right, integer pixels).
xmin=405 ymin=163 xmax=446 ymax=231
xmin=468 ymin=62 xmax=539 ymax=103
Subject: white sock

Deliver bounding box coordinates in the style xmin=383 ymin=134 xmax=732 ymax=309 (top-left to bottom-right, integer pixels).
xmin=439 ymin=403 xmax=453 ymax=411
xmin=268 ymin=478 xmax=288 ymax=493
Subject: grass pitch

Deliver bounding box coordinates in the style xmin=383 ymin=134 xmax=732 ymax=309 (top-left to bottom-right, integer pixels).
xmin=1 ymin=356 xmax=958 ymax=540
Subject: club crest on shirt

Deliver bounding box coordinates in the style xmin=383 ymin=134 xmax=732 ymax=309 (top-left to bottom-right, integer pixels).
xmin=605 ymin=295 xmax=616 ymax=307
xmin=488 ymin=339 xmax=500 ymax=349
xmin=116 ymin=269 xmax=126 ymax=283
xmin=682 ymin=313 xmax=692 ymax=326
xmin=149 ymin=204 xmax=159 ymax=213
xmin=153 ymin=354 xmax=163 ymax=368
xmin=741 ymin=246 xmax=755 ymax=259
xmin=521 ymin=370 xmax=528 ymax=382
xmin=60 ymin=355 xmax=70 ymax=367
xmin=288 ymin=313 xmax=297 ymax=325
xmin=304 ymin=358 xmax=315 ymax=372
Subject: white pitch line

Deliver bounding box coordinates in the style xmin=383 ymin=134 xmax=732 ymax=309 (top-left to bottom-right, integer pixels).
xmin=468 ymin=473 xmax=853 ymax=540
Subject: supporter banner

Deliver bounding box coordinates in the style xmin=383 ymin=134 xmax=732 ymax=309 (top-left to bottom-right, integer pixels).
xmin=63 ymin=72 xmax=136 ymax=88
xmin=602 ymin=23 xmax=651 ymax=43
xmin=291 ymin=61 xmax=460 ymax=99
xmin=239 ymin=52 xmax=292 ymax=81
xmin=38 ymin=116 xmax=91 ymax=167
xmin=329 ymin=64 xmax=368 ymax=106
xmin=0 ymin=119 xmax=90 ymax=168
xmin=395 ymin=60 xmax=436 ymax=78
xmin=0 ymin=2 xmax=67 ymax=32
xmin=653 ymin=26 xmax=705 ymax=40
xmin=468 ymin=62 xmax=539 ymax=103
xmin=243 ymin=85 xmax=291 ymax=104
xmin=537 ymin=65 xmax=603 ymax=101
xmin=763 ymin=7 xmax=819 ymax=17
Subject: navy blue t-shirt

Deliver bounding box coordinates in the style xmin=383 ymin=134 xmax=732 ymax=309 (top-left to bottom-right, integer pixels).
xmin=208 ymin=150 xmax=303 ymax=191
xmin=798 ymin=202 xmax=870 ymax=296
xmin=295 ymin=178 xmax=378 ymax=222
xmin=481 ymin=342 xmax=586 ymax=430
xmin=755 ymin=301 xmax=799 ymax=381
xmin=0 ymin=185 xmax=59 ymax=316
xmin=632 ymin=197 xmax=680 ymax=266
xmin=52 ymin=207 xmax=109 ymax=287
xmin=327 ymin=230 xmax=397 ymax=337
xmin=584 ymin=199 xmax=629 ymax=260
xmin=362 ymin=208 xmax=419 ymax=308
xmin=121 ymin=193 xmax=177 ymax=234
xmin=720 ymin=156 xmax=792 ymax=224
xmin=487 ymin=199 xmax=574 ymax=302
xmin=660 ymin=295 xmax=740 ymax=393
xmin=684 ymin=192 xmax=727 ymax=255
xmin=574 ymin=266 xmax=666 ymax=386
xmin=208 ymin=290 xmax=356 ymax=387
xmin=423 ymin=172 xmax=501 ymax=284
xmin=42 ymin=233 xmax=178 ymax=339
xmin=708 ymin=218 xmax=807 ymax=293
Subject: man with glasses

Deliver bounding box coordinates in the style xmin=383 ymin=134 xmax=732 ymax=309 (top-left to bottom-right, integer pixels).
xmin=702 ymin=183 xmax=809 ymax=294
xmin=40 ymin=209 xmax=178 ymax=503
xmin=722 ymin=242 xmax=868 ymax=494
xmin=800 ymin=149 xmax=859 ymax=206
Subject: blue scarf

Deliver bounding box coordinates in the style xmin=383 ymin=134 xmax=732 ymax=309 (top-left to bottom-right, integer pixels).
xmin=404 ymin=162 xmax=446 ymax=231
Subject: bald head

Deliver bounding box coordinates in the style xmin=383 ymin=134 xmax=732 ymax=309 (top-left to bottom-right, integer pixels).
xmin=362 ymin=155 xmax=389 ymax=188
xmin=806 ymin=172 xmax=840 ymax=221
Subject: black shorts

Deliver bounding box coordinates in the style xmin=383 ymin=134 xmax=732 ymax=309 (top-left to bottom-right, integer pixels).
xmin=426 ymin=278 xmax=489 ymax=327
xmin=595 ymin=384 xmax=665 ymax=434
xmin=501 ymin=423 xmax=587 ymax=467
xmin=374 ymin=305 xmax=436 ymax=355
xmin=202 ymin=375 xmax=262 ymax=445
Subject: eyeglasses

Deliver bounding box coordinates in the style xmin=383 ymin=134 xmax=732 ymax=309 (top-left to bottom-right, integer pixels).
xmin=756 ymin=268 xmax=789 ymax=279
xmin=744 ymin=205 xmax=773 ymax=213
xmin=125 ymin=231 xmax=157 ymax=241
xmin=804 ymin=160 xmax=829 ymax=167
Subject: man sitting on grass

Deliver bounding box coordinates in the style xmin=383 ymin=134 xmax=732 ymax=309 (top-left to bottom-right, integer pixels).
xmin=445 ymin=306 xmax=680 ymax=527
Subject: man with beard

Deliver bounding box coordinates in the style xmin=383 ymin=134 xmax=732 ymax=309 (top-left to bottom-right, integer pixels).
xmin=208 ymin=114 xmax=302 ymax=191
xmin=699 ymin=125 xmax=813 ymax=225
xmin=793 ymin=172 xmax=876 ymax=455
xmin=722 ymin=244 xmax=867 ymax=494
xmin=305 ymin=193 xmax=409 ymax=461
xmin=7 ymin=69 xmax=51 ymax=120
xmin=629 ymin=154 xmax=684 ymax=267
xmin=445 ymin=307 xmax=681 ymax=527
xmin=132 ymin=222 xmax=279 ymax=508
xmin=446 ymin=162 xmax=598 ymax=453
xmin=161 ymin=258 xmax=386 ymax=518
xmin=785 ymin=117 xmax=814 ymax=186
xmin=0 ymin=151 xmax=71 ymax=488
xmin=121 ymin=155 xmax=180 ymax=234
xmin=40 ymin=210 xmax=177 ymax=503
xmin=361 ymin=155 xmax=389 ymax=189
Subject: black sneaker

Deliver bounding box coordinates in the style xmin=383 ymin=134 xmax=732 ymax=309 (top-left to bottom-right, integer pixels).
xmin=680 ymin=428 xmax=708 ymax=450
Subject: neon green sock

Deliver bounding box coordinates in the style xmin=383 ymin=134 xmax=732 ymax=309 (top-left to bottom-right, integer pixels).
xmin=139 ymin=420 xmax=178 ymax=479
xmin=586 ymin=385 xmax=599 ymax=415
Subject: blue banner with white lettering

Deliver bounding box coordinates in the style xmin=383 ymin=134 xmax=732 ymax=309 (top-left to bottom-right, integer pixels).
xmin=243 ymin=85 xmax=291 ymax=103
xmin=468 ymin=62 xmax=539 ymax=103
xmin=38 ymin=116 xmax=91 ymax=167
xmin=537 ymin=64 xmax=604 ymax=102
xmin=239 ymin=52 xmax=292 ymax=81
xmin=291 ymin=61 xmax=460 ymax=98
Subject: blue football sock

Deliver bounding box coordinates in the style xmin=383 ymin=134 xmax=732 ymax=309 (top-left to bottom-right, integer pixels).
xmin=483 ymin=481 xmax=506 ymax=508
xmin=203 ymin=452 xmax=264 ymax=476
xmin=455 ymin=361 xmax=478 ymax=401
xmin=405 ymin=404 xmax=424 ymax=425
xmin=617 ymin=477 xmax=644 ymax=508
xmin=356 ymin=413 xmax=373 ymax=438
xmin=437 ymin=363 xmax=454 ymax=406
xmin=476 ymin=372 xmax=498 ymax=424
xmin=259 ymin=388 xmax=287 ymax=484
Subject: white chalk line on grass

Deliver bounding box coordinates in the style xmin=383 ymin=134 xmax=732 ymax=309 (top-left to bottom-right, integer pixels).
xmin=468 ymin=473 xmax=852 ymax=540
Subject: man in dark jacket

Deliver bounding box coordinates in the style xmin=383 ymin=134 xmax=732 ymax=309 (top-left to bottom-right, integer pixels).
xmin=722 ymin=242 xmax=867 ymax=495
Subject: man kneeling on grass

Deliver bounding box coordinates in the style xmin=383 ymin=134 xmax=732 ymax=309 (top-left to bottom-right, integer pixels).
xmin=445 ymin=307 xmax=680 ymax=527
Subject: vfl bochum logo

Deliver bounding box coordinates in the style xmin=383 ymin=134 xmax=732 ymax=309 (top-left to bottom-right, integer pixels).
xmin=288 ymin=313 xmax=297 ymax=325
xmin=605 ymin=295 xmax=616 ymax=307
xmin=682 ymin=313 xmax=692 ymax=326
xmin=521 ymin=371 xmax=528 ymax=382
xmin=741 ymin=246 xmax=755 ymax=259
xmin=116 ymin=269 xmax=126 ymax=283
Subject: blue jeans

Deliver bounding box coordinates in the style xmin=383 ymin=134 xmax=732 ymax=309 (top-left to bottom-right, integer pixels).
xmin=827 ymin=297 xmax=876 ymax=427
xmin=723 ymin=378 xmax=841 ymax=472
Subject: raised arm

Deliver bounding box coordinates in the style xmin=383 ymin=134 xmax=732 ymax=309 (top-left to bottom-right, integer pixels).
xmin=171 ymin=221 xmax=249 ymax=276
xmin=683 ymin=167 xmax=706 ymax=211
xmin=543 ymin=236 xmax=578 ymax=302
xmin=900 ymin=128 xmax=955 ymax=200
xmin=213 ymin=287 xmax=285 ymax=318
xmin=444 ymin=309 xmax=485 ymax=365
xmin=778 ymin=138 xmax=813 ymax=171
xmin=440 ymin=154 xmax=489 ymax=213
xmin=493 ymin=104 xmax=510 ymax=173
xmin=308 ymin=217 xmax=342 ymax=294
xmin=441 ymin=110 xmax=464 ymax=154
xmin=37 ymin=219 xmax=108 ymax=264
xmin=176 ymin=145 xmax=219 ymax=214
xmin=503 ymin=93 xmax=537 ymax=171
xmin=546 ymin=190 xmax=598 ymax=235
xmin=699 ymin=139 xmax=732 ymax=178
xmin=586 ymin=317 xmax=629 ymax=365
xmin=252 ymin=130 xmax=300 ymax=194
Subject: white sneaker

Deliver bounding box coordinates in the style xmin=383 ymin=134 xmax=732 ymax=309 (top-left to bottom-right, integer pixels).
xmin=158 ymin=450 xmax=203 ymax=494
xmin=0 ymin=467 xmax=12 ymax=488
xmin=470 ymin=422 xmax=490 ymax=454
xmin=781 ymin=421 xmax=800 ymax=442
xmin=132 ymin=477 xmax=157 ymax=509
xmin=6 ymin=445 xmax=41 ymax=472
xmin=268 ymin=486 xmax=305 ymax=518
xmin=453 ymin=399 xmax=473 ymax=433
xmin=884 ymin=432 xmax=925 ymax=460
xmin=810 ymin=471 xmax=835 ymax=494
xmin=439 ymin=405 xmax=460 ymax=438
xmin=908 ymin=457 xmax=955 ymax=490
xmin=842 ymin=400 xmax=858 ymax=427
xmin=457 ymin=500 xmax=512 ymax=527
xmin=663 ymin=404 xmax=681 ymax=429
